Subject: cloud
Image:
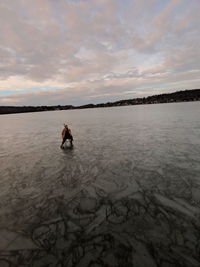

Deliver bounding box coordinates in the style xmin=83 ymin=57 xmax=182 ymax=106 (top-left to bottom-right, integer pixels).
xmin=0 ymin=0 xmax=200 ymax=105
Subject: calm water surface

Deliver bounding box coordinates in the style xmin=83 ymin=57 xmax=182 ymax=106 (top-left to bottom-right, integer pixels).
xmin=0 ymin=102 xmax=200 ymax=267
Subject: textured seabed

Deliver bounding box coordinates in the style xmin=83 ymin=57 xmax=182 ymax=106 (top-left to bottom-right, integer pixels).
xmin=1 ymin=156 xmax=200 ymax=267
xmin=0 ymin=104 xmax=200 ymax=266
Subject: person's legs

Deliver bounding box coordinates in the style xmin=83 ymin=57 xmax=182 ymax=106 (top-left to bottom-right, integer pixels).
xmin=60 ymin=137 xmax=66 ymax=148
xmin=70 ymin=136 xmax=73 ymax=146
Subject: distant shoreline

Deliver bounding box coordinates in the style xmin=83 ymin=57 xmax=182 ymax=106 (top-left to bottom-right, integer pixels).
xmin=0 ymin=89 xmax=200 ymax=115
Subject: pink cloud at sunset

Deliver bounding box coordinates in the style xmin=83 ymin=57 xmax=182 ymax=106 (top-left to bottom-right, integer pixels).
xmin=0 ymin=0 xmax=200 ymax=105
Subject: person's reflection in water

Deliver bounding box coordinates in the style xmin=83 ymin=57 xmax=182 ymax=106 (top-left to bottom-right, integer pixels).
xmin=60 ymin=124 xmax=73 ymax=149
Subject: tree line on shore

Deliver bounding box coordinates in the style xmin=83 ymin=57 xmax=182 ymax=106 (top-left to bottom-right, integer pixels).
xmin=0 ymin=89 xmax=200 ymax=115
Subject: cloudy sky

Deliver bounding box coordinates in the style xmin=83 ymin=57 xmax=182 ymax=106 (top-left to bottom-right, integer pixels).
xmin=0 ymin=0 xmax=200 ymax=106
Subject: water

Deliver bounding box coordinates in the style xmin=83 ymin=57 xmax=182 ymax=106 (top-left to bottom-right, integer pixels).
xmin=0 ymin=102 xmax=200 ymax=266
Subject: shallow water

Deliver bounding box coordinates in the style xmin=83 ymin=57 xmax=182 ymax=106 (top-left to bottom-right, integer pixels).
xmin=0 ymin=102 xmax=200 ymax=267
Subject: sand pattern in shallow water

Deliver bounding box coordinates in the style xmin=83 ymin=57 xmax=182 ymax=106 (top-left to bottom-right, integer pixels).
xmin=0 ymin=103 xmax=200 ymax=266
xmin=1 ymin=164 xmax=200 ymax=267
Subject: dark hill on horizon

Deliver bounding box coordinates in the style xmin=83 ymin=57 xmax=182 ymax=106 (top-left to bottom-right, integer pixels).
xmin=0 ymin=89 xmax=200 ymax=115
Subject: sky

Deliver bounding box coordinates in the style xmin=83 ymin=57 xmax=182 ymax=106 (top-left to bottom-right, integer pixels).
xmin=0 ymin=0 xmax=200 ymax=106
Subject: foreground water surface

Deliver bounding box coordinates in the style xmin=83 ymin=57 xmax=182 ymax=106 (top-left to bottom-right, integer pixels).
xmin=0 ymin=102 xmax=200 ymax=267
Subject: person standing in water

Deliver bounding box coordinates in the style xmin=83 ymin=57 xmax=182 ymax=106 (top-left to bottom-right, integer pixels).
xmin=60 ymin=124 xmax=73 ymax=148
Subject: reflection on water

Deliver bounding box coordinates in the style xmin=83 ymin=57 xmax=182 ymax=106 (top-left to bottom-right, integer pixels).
xmin=0 ymin=102 xmax=200 ymax=266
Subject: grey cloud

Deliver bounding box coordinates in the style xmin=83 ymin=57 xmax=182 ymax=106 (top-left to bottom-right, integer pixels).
xmin=0 ymin=0 xmax=200 ymax=105
xmin=0 ymin=0 xmax=123 ymax=82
